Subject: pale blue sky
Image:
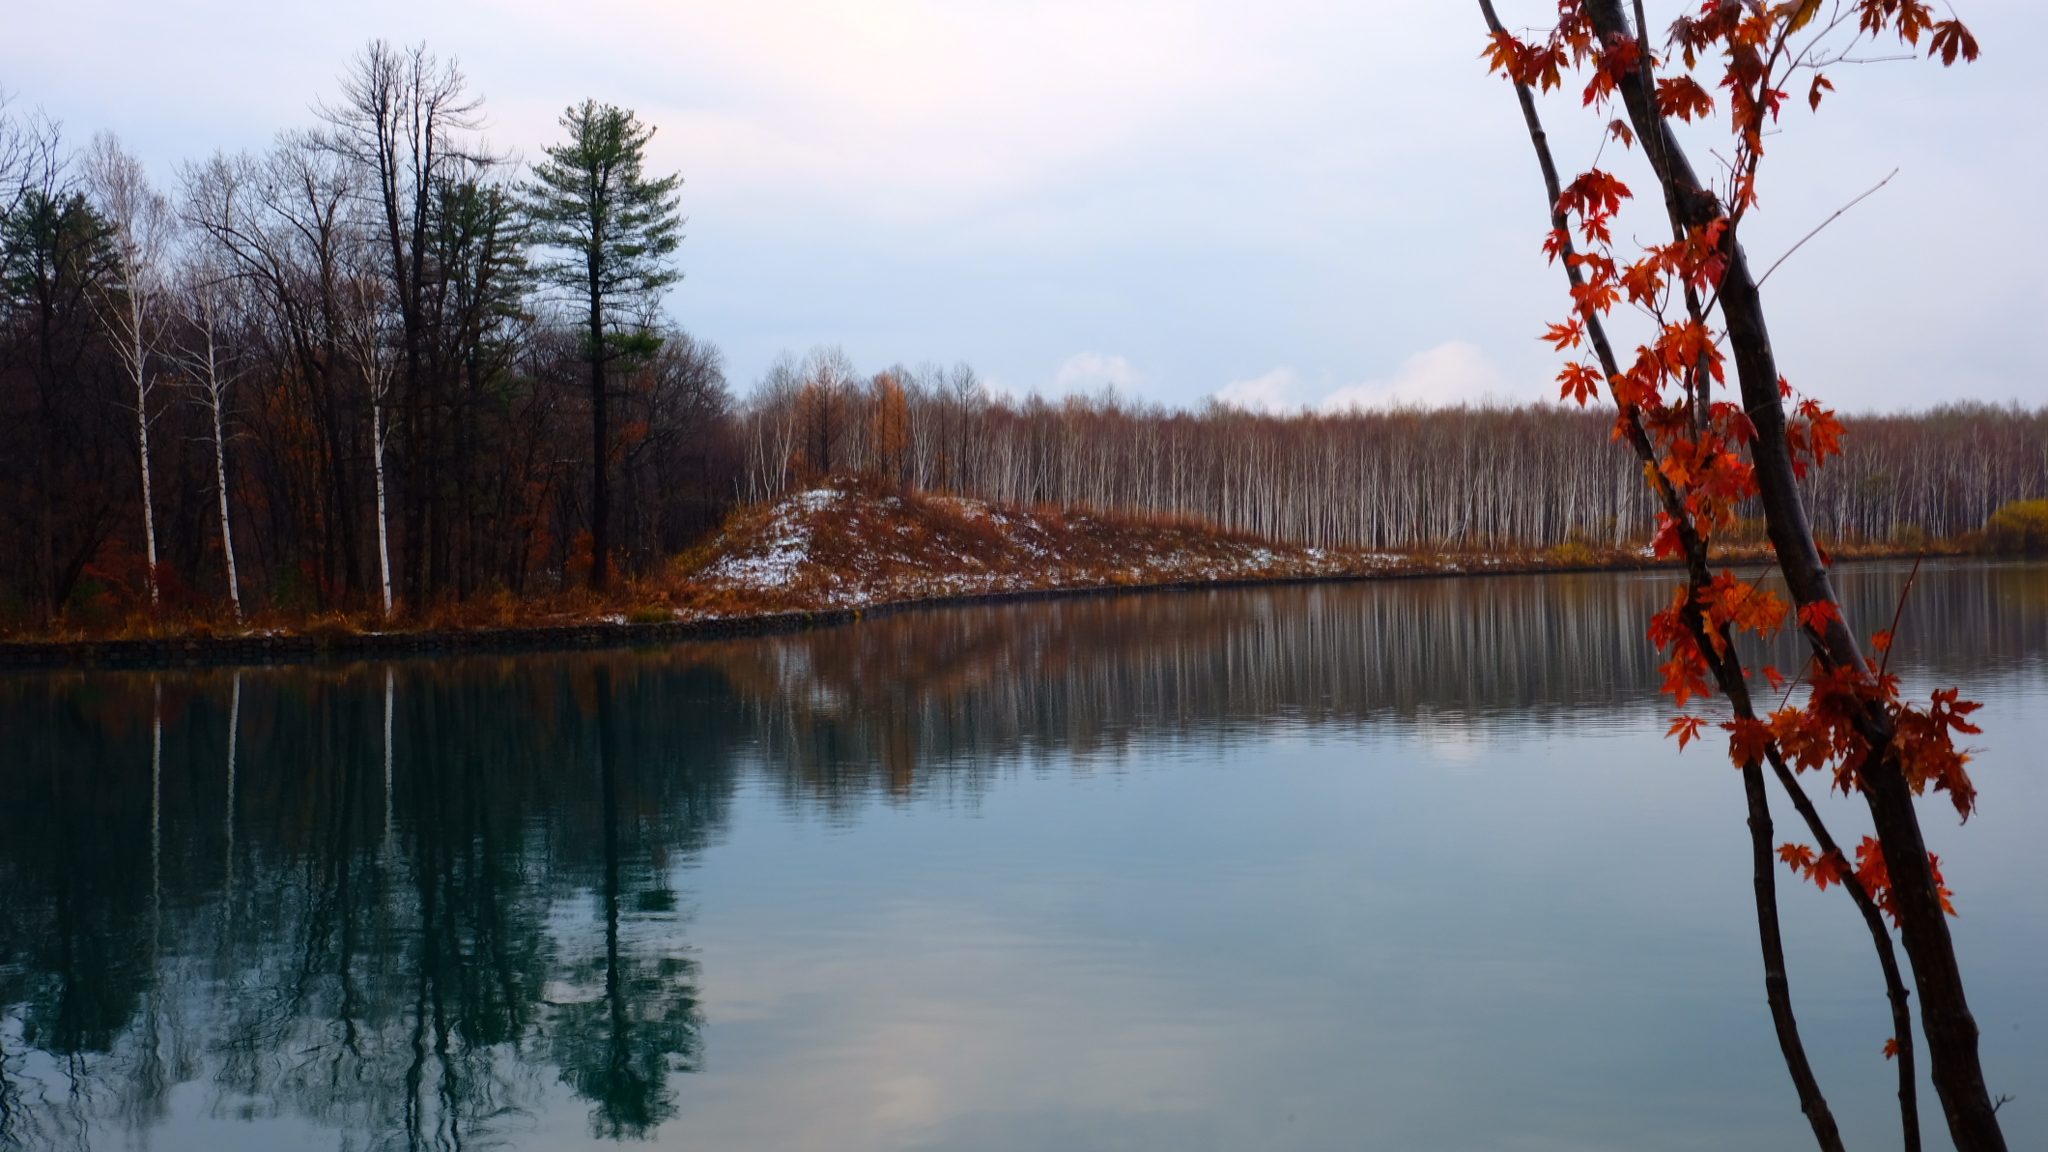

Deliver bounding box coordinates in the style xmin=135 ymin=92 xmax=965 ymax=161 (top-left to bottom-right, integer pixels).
xmin=5 ymin=0 xmax=2042 ymax=411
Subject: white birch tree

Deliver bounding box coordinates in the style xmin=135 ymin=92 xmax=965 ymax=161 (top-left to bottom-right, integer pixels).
xmin=83 ymin=134 xmax=175 ymax=605
xmin=338 ymin=269 xmax=397 ymax=617
xmin=173 ymin=266 xmax=246 ymax=620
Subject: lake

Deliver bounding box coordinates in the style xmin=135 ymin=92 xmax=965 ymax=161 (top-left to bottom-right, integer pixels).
xmin=2 ymin=560 xmax=2044 ymax=1151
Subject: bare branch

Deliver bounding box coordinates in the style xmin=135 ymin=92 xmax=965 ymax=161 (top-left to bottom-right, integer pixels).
xmin=1756 ymin=168 xmax=1898 ymax=288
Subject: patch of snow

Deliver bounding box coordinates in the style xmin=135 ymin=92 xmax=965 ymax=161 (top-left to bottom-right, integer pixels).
xmin=704 ymin=537 xmax=809 ymax=587
xmin=703 ymin=492 xmax=836 ymax=588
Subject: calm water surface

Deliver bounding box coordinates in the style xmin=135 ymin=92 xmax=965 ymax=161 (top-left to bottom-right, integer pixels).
xmin=2 ymin=560 xmax=2045 ymax=1151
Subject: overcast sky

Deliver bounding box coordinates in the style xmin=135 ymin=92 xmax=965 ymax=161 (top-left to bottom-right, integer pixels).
xmin=4 ymin=0 xmax=2041 ymax=411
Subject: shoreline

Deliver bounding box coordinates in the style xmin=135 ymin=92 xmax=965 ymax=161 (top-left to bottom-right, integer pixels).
xmin=0 ymin=550 xmax=1949 ymax=672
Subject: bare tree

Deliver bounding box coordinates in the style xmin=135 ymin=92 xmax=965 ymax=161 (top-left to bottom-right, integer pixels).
xmin=335 ymin=258 xmax=396 ymax=616
xmin=169 ymin=265 xmax=246 ymax=619
xmin=315 ymin=40 xmax=495 ymax=604
xmin=83 ymin=134 xmax=175 ymax=605
xmin=182 ymin=142 xmax=372 ymax=607
xmin=0 ymin=88 xmax=37 ymax=219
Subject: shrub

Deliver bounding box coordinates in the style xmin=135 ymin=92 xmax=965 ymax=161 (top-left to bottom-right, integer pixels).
xmin=1548 ymin=540 xmax=1600 ymax=567
xmin=1986 ymin=498 xmax=2048 ymax=555
xmin=1724 ymin=516 xmax=1771 ymax=546
xmin=303 ymin=612 xmax=363 ymax=642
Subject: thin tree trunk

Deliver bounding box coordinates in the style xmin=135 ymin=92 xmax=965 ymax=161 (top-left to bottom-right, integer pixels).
xmin=1734 ymin=749 xmax=1846 ymax=1149
xmin=373 ymin=384 xmax=394 ymax=617
xmin=590 ymin=285 xmax=610 ymax=591
xmin=134 ymin=336 xmax=159 ymax=607
xmin=1768 ymin=745 xmax=1923 ymax=1151
xmin=209 ymin=383 xmax=242 ymax=622
xmin=197 ymin=316 xmax=244 ymax=622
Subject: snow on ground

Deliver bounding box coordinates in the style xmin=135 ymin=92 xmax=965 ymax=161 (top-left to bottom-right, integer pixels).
xmin=703 ymin=541 xmax=809 ymax=588
xmin=700 ymin=488 xmax=843 ymax=588
xmin=681 ymin=482 xmax=1474 ymax=617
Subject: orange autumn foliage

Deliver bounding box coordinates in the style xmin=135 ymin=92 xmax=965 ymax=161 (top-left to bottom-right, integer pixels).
xmin=1485 ymin=0 xmax=1987 ymax=852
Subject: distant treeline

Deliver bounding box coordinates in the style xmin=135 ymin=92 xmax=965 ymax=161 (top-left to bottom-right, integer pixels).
xmin=4 ymin=58 xmax=2044 ymax=626
xmin=737 ymin=349 xmax=2048 ymax=552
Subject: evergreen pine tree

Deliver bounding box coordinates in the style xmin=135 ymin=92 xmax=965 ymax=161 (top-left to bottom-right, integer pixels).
xmin=522 ymin=101 xmax=682 ymax=590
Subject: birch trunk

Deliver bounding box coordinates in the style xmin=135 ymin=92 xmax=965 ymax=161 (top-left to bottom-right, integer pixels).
xmin=188 ymin=292 xmax=243 ymax=620
xmin=210 ymin=383 xmax=241 ymax=621
xmin=373 ymin=384 xmax=394 ymax=617
xmin=133 ymin=315 xmax=159 ymax=605
xmin=85 ymin=136 xmax=172 ymax=608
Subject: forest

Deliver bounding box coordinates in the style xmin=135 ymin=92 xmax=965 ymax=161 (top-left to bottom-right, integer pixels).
xmin=739 ymin=353 xmax=2047 ymax=553
xmin=3 ymin=45 xmax=2044 ymax=631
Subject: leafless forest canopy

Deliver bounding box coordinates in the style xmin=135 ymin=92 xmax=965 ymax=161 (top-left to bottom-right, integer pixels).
xmin=739 ymin=350 xmax=2048 ymax=553
xmin=2 ymin=55 xmax=2044 ymax=624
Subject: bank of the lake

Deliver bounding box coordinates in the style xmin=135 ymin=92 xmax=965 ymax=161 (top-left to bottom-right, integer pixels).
xmin=0 ymin=480 xmax=1976 ymax=669
xmin=0 ymin=563 xmax=1620 ymax=670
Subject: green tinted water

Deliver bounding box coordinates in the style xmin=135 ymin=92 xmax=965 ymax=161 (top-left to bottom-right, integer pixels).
xmin=2 ymin=560 xmax=2043 ymax=1150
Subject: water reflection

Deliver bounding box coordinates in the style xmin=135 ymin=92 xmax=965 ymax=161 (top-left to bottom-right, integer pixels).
xmin=713 ymin=558 xmax=2048 ymax=802
xmin=2 ymin=659 xmax=730 ymax=1148
xmin=0 ymin=558 xmax=2041 ymax=1149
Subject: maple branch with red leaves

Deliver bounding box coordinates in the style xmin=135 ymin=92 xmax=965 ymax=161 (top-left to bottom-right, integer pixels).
xmin=1478 ymin=1 xmax=2003 ymax=1149
xmin=1479 ymin=3 xmax=1844 ymax=1145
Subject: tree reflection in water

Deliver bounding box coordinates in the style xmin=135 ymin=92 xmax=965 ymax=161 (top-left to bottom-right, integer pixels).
xmin=0 ymin=654 xmax=732 ymax=1148
xmin=544 ymin=663 xmax=699 ymax=1139
xmin=0 ymin=559 xmax=2041 ymax=1148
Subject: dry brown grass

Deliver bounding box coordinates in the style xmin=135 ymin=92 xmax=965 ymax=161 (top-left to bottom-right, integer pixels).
xmin=653 ymin=476 xmax=1369 ymax=616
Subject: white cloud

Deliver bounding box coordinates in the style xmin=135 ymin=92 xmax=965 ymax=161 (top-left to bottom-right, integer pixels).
xmin=1212 ymin=344 xmax=1534 ymax=415
xmin=1316 ymin=342 xmax=1520 ymax=412
xmin=1214 ymin=367 xmax=1302 ymax=414
xmin=1054 ymin=352 xmax=1143 ymax=394
xmin=976 ymin=375 xmax=1029 ymax=404
xmin=475 ymin=0 xmax=1301 ymax=222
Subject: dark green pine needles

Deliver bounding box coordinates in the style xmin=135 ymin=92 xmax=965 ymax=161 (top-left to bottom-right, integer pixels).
xmin=522 ymin=101 xmax=685 ymax=590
